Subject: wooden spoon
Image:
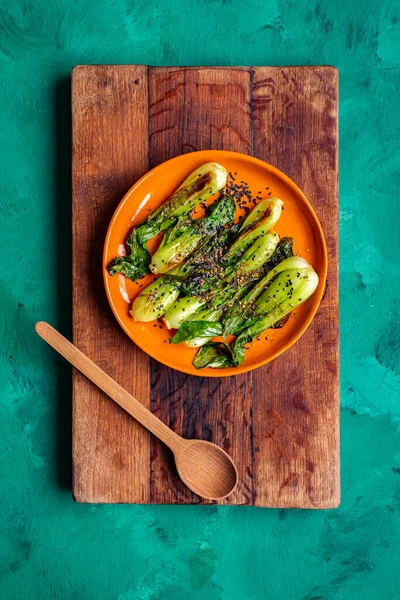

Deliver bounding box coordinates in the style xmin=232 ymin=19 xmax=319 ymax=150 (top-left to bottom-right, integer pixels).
xmin=36 ymin=322 xmax=238 ymax=501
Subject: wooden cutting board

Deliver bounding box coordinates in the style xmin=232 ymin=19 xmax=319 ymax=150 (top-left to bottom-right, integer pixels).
xmin=72 ymin=65 xmax=339 ymax=507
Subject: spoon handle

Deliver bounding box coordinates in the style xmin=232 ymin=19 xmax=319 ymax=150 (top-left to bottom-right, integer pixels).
xmin=35 ymin=322 xmax=184 ymax=453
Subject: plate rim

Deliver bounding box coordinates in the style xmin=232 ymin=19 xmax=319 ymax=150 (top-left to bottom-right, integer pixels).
xmin=103 ymin=150 xmax=328 ymax=377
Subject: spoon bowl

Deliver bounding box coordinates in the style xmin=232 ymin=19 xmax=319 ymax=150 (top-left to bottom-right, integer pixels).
xmin=175 ymin=440 xmax=238 ymax=500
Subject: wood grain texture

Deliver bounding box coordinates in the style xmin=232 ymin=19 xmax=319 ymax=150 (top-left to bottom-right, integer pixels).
xmin=149 ymin=67 xmax=254 ymax=505
xmin=72 ymin=65 xmax=150 ymax=503
xmin=72 ymin=65 xmax=339 ymax=506
xmin=251 ymin=67 xmax=339 ymax=507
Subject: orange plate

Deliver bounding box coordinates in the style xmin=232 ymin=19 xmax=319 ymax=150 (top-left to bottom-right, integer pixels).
xmin=103 ymin=151 xmax=327 ymax=377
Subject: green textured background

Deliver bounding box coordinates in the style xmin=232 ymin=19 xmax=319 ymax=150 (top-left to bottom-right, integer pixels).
xmin=1 ymin=0 xmax=399 ymax=598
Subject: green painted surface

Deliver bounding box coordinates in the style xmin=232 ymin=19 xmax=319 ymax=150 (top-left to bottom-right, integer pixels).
xmin=1 ymin=0 xmax=399 ymax=598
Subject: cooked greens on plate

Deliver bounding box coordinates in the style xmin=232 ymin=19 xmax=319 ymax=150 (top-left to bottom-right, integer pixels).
xmin=107 ymin=163 xmax=319 ymax=369
xmin=108 ymin=162 xmax=227 ymax=281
